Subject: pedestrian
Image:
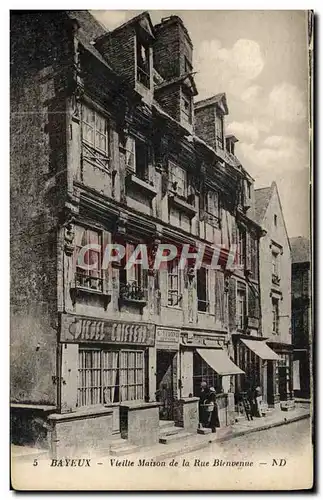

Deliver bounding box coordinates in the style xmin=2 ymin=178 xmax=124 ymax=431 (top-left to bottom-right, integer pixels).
xmin=198 ymin=381 xmax=208 ymax=428
xmin=205 ymin=387 xmax=220 ymax=433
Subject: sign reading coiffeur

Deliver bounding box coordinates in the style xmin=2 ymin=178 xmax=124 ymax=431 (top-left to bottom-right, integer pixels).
xmin=60 ymin=314 xmax=155 ymax=346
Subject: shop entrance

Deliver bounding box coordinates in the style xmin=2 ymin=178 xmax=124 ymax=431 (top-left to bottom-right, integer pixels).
xmin=156 ymin=350 xmax=175 ymax=420
xmin=278 ymin=366 xmax=288 ymax=401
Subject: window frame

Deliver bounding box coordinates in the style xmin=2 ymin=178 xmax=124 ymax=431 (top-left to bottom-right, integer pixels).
xmin=81 ymin=103 xmax=110 ymax=172
xmin=77 ymin=347 xmax=145 ymax=408
xmin=237 ymin=284 xmax=246 ymax=331
xmin=136 ymin=35 xmax=151 ymax=89
xmin=167 ymin=258 xmax=183 ymax=308
xmin=75 ymin=226 xmax=103 ymax=292
xmin=197 ymin=266 xmax=210 ymax=313
xmin=272 ymin=297 xmax=280 ymax=334
xmin=169 ymin=161 xmax=188 ymax=199
xmin=215 ymin=113 xmax=224 ymax=149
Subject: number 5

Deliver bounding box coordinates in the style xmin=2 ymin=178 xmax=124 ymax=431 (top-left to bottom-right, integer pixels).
xmin=33 ymin=459 xmax=38 ymax=466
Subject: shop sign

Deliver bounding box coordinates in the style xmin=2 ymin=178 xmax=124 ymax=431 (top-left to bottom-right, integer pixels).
xmin=156 ymin=328 xmax=180 ymax=350
xmin=181 ymin=332 xmax=225 ymax=348
xmin=60 ymin=314 xmax=155 ymax=346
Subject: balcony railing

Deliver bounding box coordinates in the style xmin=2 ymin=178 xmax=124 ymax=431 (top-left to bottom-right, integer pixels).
xmin=119 ymin=281 xmax=147 ymax=303
xmin=75 ymin=273 xmax=103 ymax=292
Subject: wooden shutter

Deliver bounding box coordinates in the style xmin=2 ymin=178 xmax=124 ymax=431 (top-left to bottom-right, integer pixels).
xmin=228 ymin=277 xmax=237 ymax=331
xmin=60 ymin=343 xmax=78 ymax=413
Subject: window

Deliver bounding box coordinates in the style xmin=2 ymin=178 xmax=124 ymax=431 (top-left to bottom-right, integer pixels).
xmin=119 ymin=243 xmax=147 ymax=301
xmin=215 ymin=114 xmax=224 ymax=149
xmin=125 ymin=136 xmax=150 ymax=183
xmin=237 ymin=284 xmax=246 ymax=330
xmin=272 ymin=298 xmax=280 ymax=334
xmin=167 ymin=259 xmax=182 ymax=307
xmin=184 ymin=56 xmax=193 ymax=74
xmin=205 ymin=190 xmax=220 ymax=226
xmin=237 ymin=226 xmax=246 ymax=267
xmin=77 ymin=349 xmax=144 ymax=407
xmin=136 ymin=37 xmax=150 ymax=88
xmin=181 ymin=91 xmax=192 ymax=125
xmin=197 ymin=267 xmax=210 ymax=312
xmin=274 ymin=214 xmax=277 ymax=226
xmin=247 ymin=181 xmax=251 ymax=199
xmin=193 ymin=352 xmax=222 ymax=396
xmin=272 ymin=251 xmax=279 ymax=277
xmin=81 ymin=104 xmax=110 ymax=171
xmin=75 ymin=226 xmax=103 ymax=292
xmin=169 ymin=162 xmax=187 ymax=198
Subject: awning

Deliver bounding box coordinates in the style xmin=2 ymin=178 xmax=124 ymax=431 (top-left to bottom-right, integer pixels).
xmin=241 ymin=339 xmax=280 ymax=361
xmin=197 ymin=349 xmax=244 ymax=376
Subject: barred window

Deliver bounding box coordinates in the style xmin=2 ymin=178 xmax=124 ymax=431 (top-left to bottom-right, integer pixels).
xmin=75 ymin=226 xmax=103 ymax=292
xmin=77 ymin=349 xmax=145 ymax=407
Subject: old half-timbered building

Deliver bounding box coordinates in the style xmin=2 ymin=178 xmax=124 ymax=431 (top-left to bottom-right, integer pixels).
xmin=11 ymin=10 xmax=277 ymax=457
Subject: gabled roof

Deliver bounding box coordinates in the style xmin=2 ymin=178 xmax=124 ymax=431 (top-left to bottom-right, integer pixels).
xmin=155 ymin=72 xmax=198 ymax=96
xmin=107 ymin=11 xmax=154 ymax=39
xmin=194 ymin=93 xmax=229 ymax=115
xmin=67 ymin=10 xmax=107 ymax=40
xmin=254 ymin=181 xmax=290 ymax=249
xmin=254 ymin=186 xmax=272 ymax=224
xmin=290 ymin=236 xmax=310 ymax=264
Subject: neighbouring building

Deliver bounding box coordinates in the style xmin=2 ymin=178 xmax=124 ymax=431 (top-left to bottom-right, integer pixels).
xmin=254 ymin=182 xmax=293 ymax=407
xmin=11 ymin=10 xmax=273 ymax=457
xmin=290 ymin=236 xmax=311 ymax=400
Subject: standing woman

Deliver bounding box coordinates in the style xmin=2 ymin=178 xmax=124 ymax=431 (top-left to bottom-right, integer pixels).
xmin=206 ymin=387 xmax=220 ymax=433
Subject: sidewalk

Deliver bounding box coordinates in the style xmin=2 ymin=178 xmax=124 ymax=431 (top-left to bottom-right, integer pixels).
xmin=11 ymin=406 xmax=310 ymax=464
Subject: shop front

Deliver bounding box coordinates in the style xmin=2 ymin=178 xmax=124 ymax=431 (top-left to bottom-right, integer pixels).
xmin=267 ymin=342 xmax=294 ymax=403
xmin=49 ymin=313 xmax=158 ymax=457
xmin=179 ymin=330 xmax=244 ymax=431
xmin=234 ymin=336 xmax=281 ymax=408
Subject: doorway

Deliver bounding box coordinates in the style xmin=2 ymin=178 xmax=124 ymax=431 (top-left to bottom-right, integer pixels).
xmin=156 ymin=350 xmax=175 ymax=420
xmin=278 ymin=366 xmax=288 ymax=401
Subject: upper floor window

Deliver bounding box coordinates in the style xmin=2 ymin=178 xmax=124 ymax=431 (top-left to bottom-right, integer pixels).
xmin=125 ymin=136 xmax=150 ymax=183
xmin=237 ymin=226 xmax=246 ymax=267
xmin=181 ymin=90 xmax=193 ymax=126
xmin=82 ymin=104 xmax=110 ymax=155
xmin=197 ymin=267 xmax=210 ymax=313
xmin=169 ymin=162 xmax=188 ymax=198
xmin=119 ymin=242 xmax=148 ymax=301
xmin=274 ymin=214 xmax=278 ymax=226
xmin=215 ymin=114 xmax=224 ymax=149
xmin=167 ymin=259 xmax=182 ymax=307
xmin=272 ymin=251 xmax=279 ymax=277
xmin=75 ymin=226 xmax=103 ymax=292
xmin=205 ymin=190 xmax=220 ymax=226
xmin=136 ymin=36 xmax=150 ymax=89
xmin=237 ymin=283 xmax=246 ymax=330
xmin=272 ymin=298 xmax=280 ymax=334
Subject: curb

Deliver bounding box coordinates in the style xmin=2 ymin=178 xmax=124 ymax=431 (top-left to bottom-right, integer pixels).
xmin=151 ymin=412 xmax=310 ymax=462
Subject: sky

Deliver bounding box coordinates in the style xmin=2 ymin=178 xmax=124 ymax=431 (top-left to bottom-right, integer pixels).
xmin=92 ymin=10 xmax=310 ymax=238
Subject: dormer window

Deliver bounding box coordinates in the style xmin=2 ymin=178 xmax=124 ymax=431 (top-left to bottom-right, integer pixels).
xmin=181 ymin=89 xmax=193 ymax=126
xmin=215 ymin=113 xmax=224 ymax=149
xmin=136 ymin=36 xmax=151 ymax=89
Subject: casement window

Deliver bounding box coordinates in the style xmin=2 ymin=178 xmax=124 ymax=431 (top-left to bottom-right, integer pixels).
xmin=215 ymin=114 xmax=224 ymax=149
xmin=272 ymin=251 xmax=279 ymax=277
xmin=77 ymin=348 xmax=145 ymax=407
xmin=237 ymin=226 xmax=246 ymax=267
xmin=193 ymin=351 xmax=222 ymax=396
xmin=169 ymin=162 xmax=188 ymax=198
xmin=136 ymin=36 xmax=150 ymax=89
xmin=167 ymin=259 xmax=182 ymax=307
xmin=181 ymin=91 xmax=192 ymax=125
xmin=75 ymin=226 xmax=103 ymax=292
xmin=81 ymin=104 xmax=110 ymax=171
xmin=205 ymin=190 xmax=220 ymax=227
xmin=119 ymin=243 xmax=148 ymax=301
xmin=237 ymin=284 xmax=246 ymax=330
xmin=197 ymin=267 xmax=210 ymax=313
xmin=272 ymin=298 xmax=280 ymax=334
xmin=125 ymin=136 xmax=150 ymax=183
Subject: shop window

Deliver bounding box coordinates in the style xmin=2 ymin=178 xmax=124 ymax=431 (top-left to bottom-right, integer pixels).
xmin=81 ymin=104 xmax=110 ymax=172
xmin=197 ymin=267 xmax=210 ymax=312
xmin=193 ymin=351 xmax=222 ymax=396
xmin=169 ymin=161 xmax=188 ymax=198
xmin=236 ymin=284 xmax=246 ymax=330
xmin=125 ymin=136 xmax=150 ymax=184
xmin=167 ymin=259 xmax=182 ymax=307
xmin=77 ymin=348 xmax=145 ymax=407
xmin=74 ymin=226 xmax=103 ymax=292
xmin=136 ymin=36 xmax=150 ymax=89
xmin=272 ymin=298 xmax=280 ymax=334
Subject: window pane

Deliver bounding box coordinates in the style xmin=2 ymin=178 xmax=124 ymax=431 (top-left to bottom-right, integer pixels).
xmin=95 ymin=132 xmax=107 ymax=152
xmin=83 ymin=123 xmax=94 ymax=145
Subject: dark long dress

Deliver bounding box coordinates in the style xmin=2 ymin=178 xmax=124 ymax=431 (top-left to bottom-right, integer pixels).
xmin=205 ymin=392 xmax=220 ymax=431
xmin=198 ymin=388 xmax=208 ymax=426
